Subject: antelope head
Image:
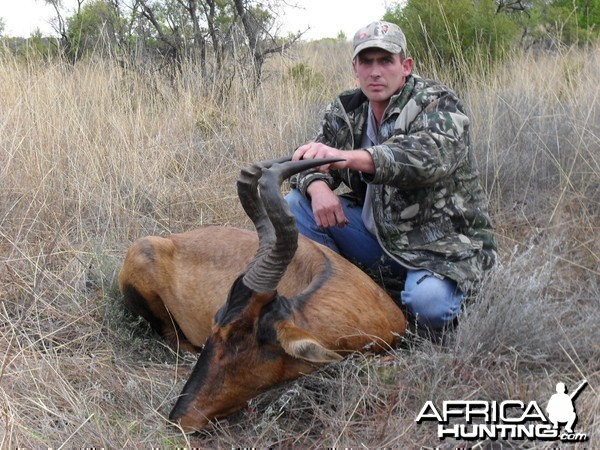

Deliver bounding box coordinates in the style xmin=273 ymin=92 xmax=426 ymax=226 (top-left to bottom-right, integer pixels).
xmin=169 ymin=157 xmax=344 ymax=432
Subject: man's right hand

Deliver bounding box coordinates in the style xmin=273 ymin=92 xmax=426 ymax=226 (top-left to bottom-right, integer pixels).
xmin=306 ymin=180 xmax=349 ymax=228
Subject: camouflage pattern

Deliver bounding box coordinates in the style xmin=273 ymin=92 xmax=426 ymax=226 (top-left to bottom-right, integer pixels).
xmin=293 ymin=75 xmax=497 ymax=293
xmin=352 ymin=21 xmax=407 ymax=59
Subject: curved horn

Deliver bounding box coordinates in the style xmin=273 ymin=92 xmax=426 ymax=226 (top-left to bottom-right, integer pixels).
xmin=236 ymin=156 xmax=290 ymax=273
xmin=242 ymin=158 xmax=344 ymax=294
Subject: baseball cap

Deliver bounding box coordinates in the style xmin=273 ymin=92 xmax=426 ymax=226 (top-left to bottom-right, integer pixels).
xmin=352 ymin=21 xmax=407 ymax=59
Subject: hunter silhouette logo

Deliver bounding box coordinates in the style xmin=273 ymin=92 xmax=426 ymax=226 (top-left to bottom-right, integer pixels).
xmin=416 ymin=379 xmax=589 ymax=443
xmin=546 ymin=380 xmax=587 ymax=434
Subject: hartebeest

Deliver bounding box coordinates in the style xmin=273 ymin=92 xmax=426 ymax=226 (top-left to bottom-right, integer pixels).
xmin=118 ymin=157 xmax=407 ymax=432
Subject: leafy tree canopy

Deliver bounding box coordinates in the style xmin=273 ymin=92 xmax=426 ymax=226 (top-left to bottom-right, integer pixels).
xmin=384 ymin=0 xmax=599 ymax=71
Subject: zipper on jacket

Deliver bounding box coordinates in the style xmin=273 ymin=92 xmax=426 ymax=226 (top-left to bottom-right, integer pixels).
xmin=336 ymin=94 xmax=444 ymax=280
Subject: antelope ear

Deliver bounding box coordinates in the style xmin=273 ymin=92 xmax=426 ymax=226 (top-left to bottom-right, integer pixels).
xmin=276 ymin=321 xmax=343 ymax=364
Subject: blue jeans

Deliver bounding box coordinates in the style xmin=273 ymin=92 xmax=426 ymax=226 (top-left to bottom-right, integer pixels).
xmin=285 ymin=189 xmax=463 ymax=330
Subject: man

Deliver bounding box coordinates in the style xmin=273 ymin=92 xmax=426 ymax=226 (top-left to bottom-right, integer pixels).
xmin=286 ymin=21 xmax=497 ymax=332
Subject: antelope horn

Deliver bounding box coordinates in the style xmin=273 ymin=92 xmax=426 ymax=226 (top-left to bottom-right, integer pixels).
xmin=236 ymin=156 xmax=290 ymax=273
xmin=242 ymin=158 xmax=344 ymax=294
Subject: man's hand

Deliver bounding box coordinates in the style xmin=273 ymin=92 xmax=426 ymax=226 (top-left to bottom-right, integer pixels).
xmin=306 ymin=180 xmax=349 ymax=228
xmin=293 ymin=142 xmax=375 ymax=174
xmin=292 ymin=142 xmax=347 ymax=173
xmin=293 ymin=142 xmax=376 ymax=228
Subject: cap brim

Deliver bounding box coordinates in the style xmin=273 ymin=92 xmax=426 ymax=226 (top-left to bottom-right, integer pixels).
xmin=352 ymin=41 xmax=404 ymax=59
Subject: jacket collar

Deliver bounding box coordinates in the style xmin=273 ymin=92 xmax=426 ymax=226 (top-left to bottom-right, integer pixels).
xmin=339 ymin=89 xmax=368 ymax=113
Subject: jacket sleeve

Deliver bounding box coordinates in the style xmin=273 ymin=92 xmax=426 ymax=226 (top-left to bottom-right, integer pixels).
xmin=363 ymin=89 xmax=471 ymax=189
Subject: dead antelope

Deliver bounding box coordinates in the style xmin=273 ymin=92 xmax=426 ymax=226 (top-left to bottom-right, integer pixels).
xmin=118 ymin=157 xmax=407 ymax=433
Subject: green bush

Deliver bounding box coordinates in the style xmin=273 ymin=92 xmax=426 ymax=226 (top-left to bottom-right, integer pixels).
xmin=384 ymin=0 xmax=519 ymax=74
xmin=285 ymin=62 xmax=325 ymax=91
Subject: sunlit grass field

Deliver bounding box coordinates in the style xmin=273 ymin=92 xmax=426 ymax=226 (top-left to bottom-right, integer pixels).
xmin=0 ymin=40 xmax=598 ymax=447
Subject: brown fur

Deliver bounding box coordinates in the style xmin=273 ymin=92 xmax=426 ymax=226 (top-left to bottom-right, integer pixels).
xmin=119 ymin=226 xmax=405 ymax=353
xmin=119 ymin=227 xmax=257 ymax=352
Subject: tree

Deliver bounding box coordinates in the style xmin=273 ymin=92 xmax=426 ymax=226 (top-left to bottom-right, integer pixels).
xmin=129 ymin=0 xmax=301 ymax=86
xmin=385 ymin=0 xmax=600 ymax=67
xmin=44 ymin=0 xmax=85 ymax=62
xmin=384 ymin=0 xmax=519 ymax=70
xmin=532 ymin=0 xmax=600 ymax=46
xmin=575 ymin=0 xmax=600 ymax=30
xmin=232 ymin=0 xmax=301 ymax=87
xmin=32 ymin=0 xmax=301 ymax=89
xmin=66 ymin=0 xmax=124 ymax=60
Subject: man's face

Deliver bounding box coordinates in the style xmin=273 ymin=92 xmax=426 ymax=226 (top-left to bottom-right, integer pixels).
xmin=352 ymin=49 xmax=413 ymax=106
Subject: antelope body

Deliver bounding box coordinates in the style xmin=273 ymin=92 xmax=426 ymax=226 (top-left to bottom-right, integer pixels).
xmin=118 ymin=157 xmax=407 ymax=432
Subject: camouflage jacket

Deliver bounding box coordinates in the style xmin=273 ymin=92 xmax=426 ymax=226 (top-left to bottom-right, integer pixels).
xmin=293 ymin=75 xmax=497 ymax=292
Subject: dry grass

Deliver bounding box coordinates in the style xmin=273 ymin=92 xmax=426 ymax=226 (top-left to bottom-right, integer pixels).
xmin=0 ymin=41 xmax=598 ymax=448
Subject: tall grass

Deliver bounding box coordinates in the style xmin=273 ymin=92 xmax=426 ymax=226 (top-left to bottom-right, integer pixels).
xmin=0 ymin=40 xmax=598 ymax=448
